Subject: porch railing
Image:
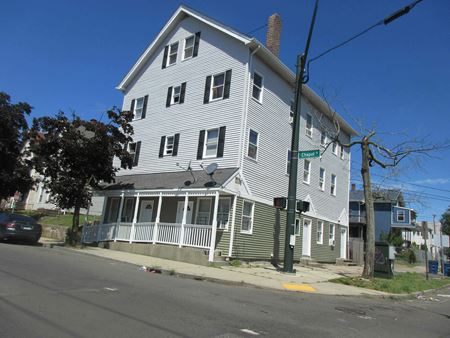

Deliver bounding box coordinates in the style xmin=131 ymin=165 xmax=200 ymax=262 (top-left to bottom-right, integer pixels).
xmin=81 ymin=221 xmax=212 ymax=249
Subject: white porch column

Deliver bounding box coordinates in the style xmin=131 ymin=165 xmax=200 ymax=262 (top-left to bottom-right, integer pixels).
xmin=179 ymin=193 xmax=189 ymax=248
xmin=129 ymin=193 xmax=140 ymax=243
xmin=153 ymin=193 xmax=162 ymax=244
xmin=113 ymin=193 xmax=125 ymax=242
xmin=209 ymin=191 xmax=220 ymax=262
xmin=228 ymin=195 xmax=238 ymax=257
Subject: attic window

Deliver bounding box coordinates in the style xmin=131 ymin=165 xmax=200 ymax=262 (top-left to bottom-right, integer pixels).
xmin=183 ymin=35 xmax=195 ymax=60
xmin=167 ymin=42 xmax=179 ymax=66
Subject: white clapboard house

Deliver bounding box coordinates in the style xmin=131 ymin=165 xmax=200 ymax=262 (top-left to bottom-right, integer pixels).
xmin=84 ymin=5 xmax=356 ymax=264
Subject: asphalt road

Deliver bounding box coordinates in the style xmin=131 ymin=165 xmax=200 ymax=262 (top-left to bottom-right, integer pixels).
xmin=1 ymin=243 xmax=449 ymax=338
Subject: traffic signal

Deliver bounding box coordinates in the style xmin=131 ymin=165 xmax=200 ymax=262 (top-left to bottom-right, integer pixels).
xmin=273 ymin=197 xmax=287 ymax=209
xmin=296 ymin=200 xmax=310 ymax=213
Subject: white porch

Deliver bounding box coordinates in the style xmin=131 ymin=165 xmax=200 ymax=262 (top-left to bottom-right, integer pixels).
xmin=82 ymin=190 xmax=237 ymax=262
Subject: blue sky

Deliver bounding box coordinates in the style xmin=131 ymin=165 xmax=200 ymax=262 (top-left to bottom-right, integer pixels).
xmin=1 ymin=0 xmax=449 ymax=221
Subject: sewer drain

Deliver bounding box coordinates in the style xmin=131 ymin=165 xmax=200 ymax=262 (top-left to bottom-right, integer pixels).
xmin=335 ymin=307 xmax=366 ymax=316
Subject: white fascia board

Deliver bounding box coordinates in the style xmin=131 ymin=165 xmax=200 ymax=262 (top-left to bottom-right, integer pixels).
xmin=117 ymin=5 xmax=251 ymax=91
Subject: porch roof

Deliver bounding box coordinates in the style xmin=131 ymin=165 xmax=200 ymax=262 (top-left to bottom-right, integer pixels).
xmin=102 ymin=167 xmax=239 ymax=191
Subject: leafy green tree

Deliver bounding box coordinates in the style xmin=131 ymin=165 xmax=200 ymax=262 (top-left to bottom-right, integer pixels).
xmin=441 ymin=206 xmax=450 ymax=236
xmin=0 ymin=92 xmax=33 ymax=201
xmin=30 ymin=109 xmax=134 ymax=244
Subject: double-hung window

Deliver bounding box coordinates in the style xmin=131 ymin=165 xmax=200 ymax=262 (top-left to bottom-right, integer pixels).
xmin=211 ymin=72 xmax=225 ymax=101
xmin=320 ymin=131 xmax=327 ymax=147
xmin=252 ymin=72 xmax=263 ymax=102
xmin=397 ymin=210 xmax=405 ymax=222
xmin=164 ymin=136 xmax=174 ymax=156
xmin=183 ymin=35 xmax=195 ymax=60
xmin=319 ymin=167 xmax=325 ymax=191
xmin=167 ymin=42 xmax=178 ymax=66
xmin=303 ymin=159 xmax=311 ymax=184
xmin=332 ymin=142 xmax=338 ymax=155
xmin=134 ymin=97 xmax=144 ymax=119
xmin=196 ymin=198 xmax=211 ymax=225
xmin=241 ymin=201 xmax=254 ymax=234
xmin=329 ymin=223 xmax=335 ymax=246
xmin=294 ymin=218 xmax=301 ymax=236
xmin=330 ymin=174 xmax=337 ymax=196
xmin=305 ymin=114 xmax=313 ymax=138
xmin=289 ymin=100 xmax=295 ymax=123
xmin=247 ymin=129 xmax=259 ymax=160
xmin=340 ymin=145 xmax=344 ymax=159
xmin=217 ymin=198 xmax=231 ymax=230
xmin=172 ymin=85 xmax=181 ymax=104
xmin=204 ymin=128 xmax=219 ymax=158
xmin=128 ymin=141 xmax=141 ymax=166
xmin=317 ymin=221 xmax=324 ymax=244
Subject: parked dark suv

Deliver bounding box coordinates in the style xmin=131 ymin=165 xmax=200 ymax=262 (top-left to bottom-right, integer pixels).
xmin=0 ymin=213 xmax=42 ymax=244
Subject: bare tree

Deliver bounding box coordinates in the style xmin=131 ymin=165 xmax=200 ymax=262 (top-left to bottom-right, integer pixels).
xmin=314 ymin=93 xmax=449 ymax=279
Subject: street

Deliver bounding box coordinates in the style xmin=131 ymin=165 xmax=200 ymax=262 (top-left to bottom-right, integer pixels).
xmin=1 ymin=243 xmax=449 ymax=338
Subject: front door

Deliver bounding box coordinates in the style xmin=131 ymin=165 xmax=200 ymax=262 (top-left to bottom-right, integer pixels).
xmin=176 ymin=201 xmax=194 ymax=224
xmin=340 ymin=227 xmax=347 ymax=259
xmin=302 ymin=219 xmax=311 ymax=256
xmin=138 ymin=200 xmax=154 ymax=222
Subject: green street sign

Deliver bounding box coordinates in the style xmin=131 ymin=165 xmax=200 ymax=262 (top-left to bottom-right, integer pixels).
xmin=298 ymin=150 xmax=320 ymax=159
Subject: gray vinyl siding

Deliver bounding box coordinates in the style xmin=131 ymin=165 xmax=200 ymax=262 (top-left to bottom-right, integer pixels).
xmin=117 ymin=16 xmax=248 ymax=176
xmin=243 ymin=56 xmax=351 ymax=225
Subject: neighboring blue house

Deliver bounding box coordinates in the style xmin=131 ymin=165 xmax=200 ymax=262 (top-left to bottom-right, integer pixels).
xmin=349 ymin=185 xmax=416 ymax=245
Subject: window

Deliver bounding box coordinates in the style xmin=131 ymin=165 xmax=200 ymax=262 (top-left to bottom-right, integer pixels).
xmin=121 ymin=197 xmax=135 ymax=222
xmin=340 ymin=145 xmax=344 ymax=159
xmin=183 ymin=35 xmax=195 ymax=60
xmin=211 ymin=72 xmax=225 ymax=101
xmin=171 ymin=85 xmax=181 ymax=104
xmin=294 ymin=218 xmax=301 ymax=236
xmin=305 ymin=113 xmax=313 ymax=138
xmin=286 ymin=149 xmax=292 ymax=174
xmin=397 ymin=210 xmax=406 ymax=222
xmin=217 ymin=198 xmax=231 ymax=230
xmin=332 ymin=142 xmax=338 ymax=155
xmin=203 ymin=128 xmax=219 ymax=158
xmin=247 ymin=129 xmax=258 ymax=160
xmin=329 ymin=223 xmax=335 ymax=245
xmin=196 ymin=198 xmax=211 ymax=225
xmin=319 ymin=167 xmax=325 ymax=191
xmin=164 ymin=136 xmax=174 ymax=156
xmin=289 ymin=100 xmax=295 ymax=123
xmin=252 ymin=72 xmax=263 ymax=102
xmin=38 ymin=184 xmax=45 ymax=203
xmin=134 ymin=97 xmax=145 ymax=119
xmin=241 ymin=201 xmax=254 ymax=234
xmin=167 ymin=42 xmax=178 ymax=66
xmin=303 ymin=159 xmax=311 ymax=184
xmin=330 ymin=174 xmax=337 ymax=196
xmin=104 ymin=197 xmax=120 ymax=223
xmin=317 ymin=221 xmax=324 ymax=244
xmin=320 ymin=131 xmax=327 ymax=147
xmin=128 ymin=141 xmax=141 ymax=166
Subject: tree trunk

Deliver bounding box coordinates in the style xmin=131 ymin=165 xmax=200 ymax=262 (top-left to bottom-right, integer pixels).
xmin=69 ymin=204 xmax=81 ymax=245
xmin=361 ymin=139 xmax=375 ymax=279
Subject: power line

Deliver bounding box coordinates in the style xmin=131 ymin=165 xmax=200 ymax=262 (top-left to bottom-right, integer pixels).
xmin=246 ymin=23 xmax=267 ymax=35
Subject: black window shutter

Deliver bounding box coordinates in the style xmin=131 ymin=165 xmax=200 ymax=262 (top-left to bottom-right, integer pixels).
xmin=159 ymin=136 xmax=166 ymax=158
xmin=197 ymin=130 xmax=205 ymax=160
xmin=203 ymin=76 xmax=212 ymax=104
xmin=166 ymin=87 xmax=173 ymax=107
xmin=172 ymin=133 xmax=180 ymax=156
xmin=130 ymin=99 xmax=135 ymax=115
xmin=162 ymin=46 xmax=169 ymax=69
xmin=193 ymin=31 xmax=201 ymax=57
xmin=217 ymin=126 xmax=226 ymax=158
xmin=179 ymin=82 xmax=186 ymax=104
xmin=223 ymin=70 xmax=232 ymax=99
xmin=141 ymin=95 xmax=148 ymax=119
xmin=133 ymin=141 xmax=141 ymax=166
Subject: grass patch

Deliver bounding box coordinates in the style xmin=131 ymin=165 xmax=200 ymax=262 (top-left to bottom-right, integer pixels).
xmin=330 ymin=272 xmax=450 ymax=294
xmin=229 ymin=259 xmax=242 ymax=267
xmin=39 ymin=214 xmax=100 ymax=227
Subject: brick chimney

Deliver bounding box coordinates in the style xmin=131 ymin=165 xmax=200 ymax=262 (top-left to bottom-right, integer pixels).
xmin=266 ymin=13 xmax=282 ymax=57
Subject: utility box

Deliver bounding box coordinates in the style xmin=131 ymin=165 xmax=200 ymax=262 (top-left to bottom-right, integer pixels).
xmin=374 ymin=242 xmax=394 ymax=279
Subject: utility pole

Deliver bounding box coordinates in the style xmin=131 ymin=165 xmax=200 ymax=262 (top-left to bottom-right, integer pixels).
xmin=283 ymin=0 xmax=319 ymax=273
xmin=422 ymin=221 xmax=429 ymax=280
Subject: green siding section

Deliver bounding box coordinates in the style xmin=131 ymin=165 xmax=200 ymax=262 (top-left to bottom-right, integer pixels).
xmin=230 ymin=197 xmax=343 ymax=262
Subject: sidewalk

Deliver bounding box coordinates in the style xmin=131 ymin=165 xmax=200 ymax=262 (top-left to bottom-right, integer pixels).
xmin=37 ymin=236 xmax=388 ymax=296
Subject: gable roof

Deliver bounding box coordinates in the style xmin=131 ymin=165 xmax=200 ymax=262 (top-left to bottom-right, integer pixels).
xmin=117 ymin=5 xmax=357 ymax=136
xmin=350 ymin=189 xmax=404 ymax=204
